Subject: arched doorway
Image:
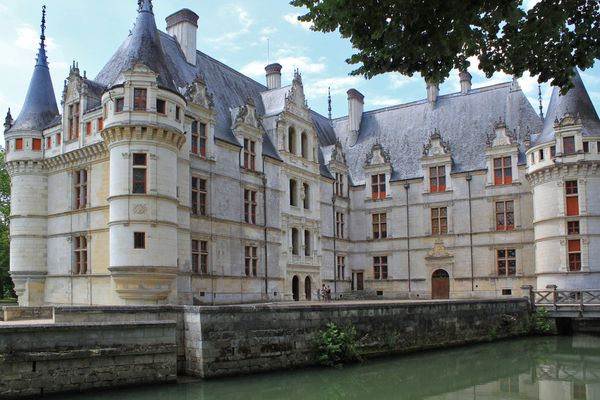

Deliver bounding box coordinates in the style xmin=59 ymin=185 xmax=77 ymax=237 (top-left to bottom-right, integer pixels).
xmin=305 ymin=276 xmax=311 ymax=300
xmin=292 ymin=275 xmax=300 ymax=301
xmin=432 ymin=269 xmax=450 ymax=299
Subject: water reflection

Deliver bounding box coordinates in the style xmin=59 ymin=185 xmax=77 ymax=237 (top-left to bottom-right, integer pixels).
xmin=54 ymin=336 xmax=600 ymax=400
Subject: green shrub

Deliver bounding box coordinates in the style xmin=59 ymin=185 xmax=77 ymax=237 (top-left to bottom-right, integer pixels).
xmin=529 ymin=307 xmax=553 ymax=334
xmin=314 ymin=322 xmax=360 ymax=367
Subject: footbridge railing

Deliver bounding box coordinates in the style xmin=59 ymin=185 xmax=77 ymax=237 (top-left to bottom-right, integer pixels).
xmin=523 ymin=285 xmax=600 ymax=318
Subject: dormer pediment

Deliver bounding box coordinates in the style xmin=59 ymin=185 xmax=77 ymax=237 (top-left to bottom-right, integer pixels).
xmin=554 ymin=112 xmax=582 ymax=130
xmin=486 ymin=118 xmax=517 ymax=148
xmin=231 ymin=98 xmax=261 ymax=131
xmin=422 ymin=129 xmax=451 ymax=158
xmin=330 ymin=138 xmax=347 ymax=166
xmin=185 ymin=73 xmax=215 ymax=110
xmin=365 ymin=142 xmax=391 ymax=169
xmin=284 ymin=70 xmax=310 ymax=120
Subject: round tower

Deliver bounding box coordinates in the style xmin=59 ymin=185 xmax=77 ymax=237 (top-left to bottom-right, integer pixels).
xmin=4 ymin=6 xmax=59 ymax=305
xmin=100 ymin=0 xmax=185 ymax=304
xmin=526 ymin=70 xmax=600 ymax=290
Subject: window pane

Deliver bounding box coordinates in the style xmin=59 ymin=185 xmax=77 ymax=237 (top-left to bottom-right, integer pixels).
xmin=133 ymin=153 xmax=146 ymax=166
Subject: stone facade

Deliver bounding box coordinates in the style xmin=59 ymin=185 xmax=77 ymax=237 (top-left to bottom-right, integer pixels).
xmin=4 ymin=1 xmax=600 ymax=306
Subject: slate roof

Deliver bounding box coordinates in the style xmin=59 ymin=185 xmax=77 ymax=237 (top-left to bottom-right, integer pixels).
xmin=9 ymin=14 xmax=58 ymax=132
xmin=532 ymin=69 xmax=600 ymax=146
xmin=331 ymin=82 xmax=542 ymax=185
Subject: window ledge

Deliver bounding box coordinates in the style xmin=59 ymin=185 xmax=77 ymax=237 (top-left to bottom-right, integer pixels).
xmin=485 ymin=181 xmax=522 ymax=188
xmin=365 ymin=197 xmax=392 ymax=203
xmin=423 ymin=189 xmax=453 ymax=195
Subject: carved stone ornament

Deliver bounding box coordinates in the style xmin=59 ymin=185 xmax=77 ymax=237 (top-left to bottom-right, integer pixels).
xmin=231 ymin=99 xmax=259 ymax=130
xmin=133 ymin=204 xmax=147 ymax=215
xmin=284 ymin=71 xmax=309 ymax=117
xmin=185 ymin=74 xmax=215 ymax=109
xmin=422 ymin=129 xmax=451 ymax=156
xmin=426 ymin=237 xmax=453 ymax=259
xmin=486 ymin=117 xmax=517 ymax=147
xmin=365 ymin=142 xmax=391 ymax=166
xmin=554 ymin=111 xmax=582 ymax=129
xmin=331 ymin=138 xmax=346 ymax=164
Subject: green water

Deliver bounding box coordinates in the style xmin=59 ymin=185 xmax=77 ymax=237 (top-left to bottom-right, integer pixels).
xmin=52 ymin=336 xmax=600 ymax=400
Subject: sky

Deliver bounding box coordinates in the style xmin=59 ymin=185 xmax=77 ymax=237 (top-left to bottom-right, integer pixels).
xmin=0 ymin=0 xmax=599 ymax=143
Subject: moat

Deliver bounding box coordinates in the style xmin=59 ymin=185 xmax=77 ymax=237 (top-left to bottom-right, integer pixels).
xmin=51 ymin=335 xmax=599 ymax=400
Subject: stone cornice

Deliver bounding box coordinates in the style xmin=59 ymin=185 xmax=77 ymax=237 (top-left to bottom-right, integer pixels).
xmin=101 ymin=124 xmax=185 ymax=150
xmin=5 ymin=160 xmax=44 ymax=176
xmin=44 ymin=141 xmax=108 ymax=172
xmin=526 ymin=160 xmax=600 ymax=186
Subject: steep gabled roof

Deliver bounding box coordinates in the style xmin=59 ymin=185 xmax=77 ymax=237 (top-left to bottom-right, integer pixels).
xmin=331 ymin=82 xmax=542 ymax=185
xmin=533 ymin=70 xmax=600 ymax=146
xmin=10 ymin=6 xmax=58 ymax=132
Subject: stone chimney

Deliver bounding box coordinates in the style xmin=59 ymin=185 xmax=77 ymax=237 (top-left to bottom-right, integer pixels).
xmin=426 ymin=79 xmax=439 ymax=103
xmin=347 ymin=88 xmax=364 ymax=145
xmin=166 ymin=9 xmax=199 ymax=66
xmin=459 ymin=70 xmax=472 ymax=94
xmin=265 ymin=63 xmax=282 ymax=90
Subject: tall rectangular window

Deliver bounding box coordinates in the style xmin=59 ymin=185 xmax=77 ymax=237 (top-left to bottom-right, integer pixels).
xmin=431 ymin=207 xmax=448 ymax=236
xmin=373 ymin=256 xmax=388 ymax=280
xmin=371 ymin=173 xmax=386 ymax=199
xmin=539 ymin=149 xmax=544 ymax=160
xmin=550 ymin=146 xmax=556 ymax=158
xmin=134 ymin=232 xmax=145 ymax=249
xmin=74 ymin=236 xmax=87 ymax=275
xmin=192 ymin=239 xmax=208 ymax=274
xmin=493 ymin=156 xmax=512 ymax=185
xmin=133 ymin=88 xmax=147 ymax=111
xmin=191 ymin=177 xmax=207 ymax=216
xmin=15 ymin=138 xmax=23 ymax=150
xmin=497 ymin=249 xmax=516 ymax=276
xmin=244 ymin=189 xmax=257 ymax=224
xmin=429 ymin=165 xmax=446 ymax=192
xmin=191 ymin=121 xmax=199 ymax=155
xmin=337 ymin=255 xmax=345 ymax=280
xmin=372 ymin=213 xmax=387 ymax=239
xmin=156 ymin=98 xmax=166 ymax=114
xmin=132 ymin=153 xmax=147 ymax=194
xmin=74 ymin=170 xmax=88 ymax=209
xmin=563 ymin=136 xmax=576 ymax=155
xmin=335 ymin=173 xmax=345 ymax=197
xmin=86 ymin=121 xmax=92 ymax=135
xmin=115 ymin=97 xmax=124 ymax=112
xmin=565 ymin=180 xmax=579 ymax=216
xmin=568 ymin=239 xmax=581 ymax=271
xmin=567 ymin=220 xmax=580 ymax=235
xmin=245 ymin=246 xmax=258 ymax=276
xmin=335 ymin=211 xmax=345 ymax=239
xmin=97 ymin=117 xmax=103 ymax=131
xmin=199 ymin=122 xmax=207 ymax=157
xmin=495 ymin=200 xmax=514 ymax=231
xmin=583 ymin=141 xmax=589 ymax=153
xmin=32 ymin=138 xmax=41 ymax=151
xmin=175 ymin=106 xmax=181 ymax=121
xmin=57 ymin=133 xmax=61 ymax=145
xmin=46 ymin=136 xmax=52 ymax=149
xmin=243 ymin=138 xmax=256 ymax=170
xmin=68 ymin=102 xmax=80 ymax=140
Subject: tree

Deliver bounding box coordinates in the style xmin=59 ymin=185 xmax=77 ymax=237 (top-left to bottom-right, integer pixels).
xmin=291 ymin=0 xmax=600 ymax=92
xmin=0 ymin=149 xmax=14 ymax=299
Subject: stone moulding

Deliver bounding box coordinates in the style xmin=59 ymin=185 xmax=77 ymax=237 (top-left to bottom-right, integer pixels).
xmin=101 ymin=125 xmax=185 ymax=150
xmin=108 ymin=266 xmax=177 ymax=302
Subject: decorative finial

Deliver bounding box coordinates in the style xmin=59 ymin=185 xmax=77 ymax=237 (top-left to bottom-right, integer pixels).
xmin=4 ymin=108 xmax=13 ymax=132
xmin=36 ymin=5 xmax=48 ymax=67
xmin=138 ymin=0 xmax=153 ymax=13
xmin=538 ymin=84 xmax=544 ymax=121
xmin=328 ymin=87 xmax=332 ymax=121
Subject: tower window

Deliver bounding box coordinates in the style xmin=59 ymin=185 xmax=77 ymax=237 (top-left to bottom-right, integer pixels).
xmin=115 ymin=97 xmax=125 ymax=113
xmin=563 ymin=136 xmax=576 ymax=155
xmin=32 ymin=138 xmax=42 ymax=151
xmin=86 ymin=121 xmax=92 ymax=135
xmin=46 ymin=137 xmax=52 ymax=149
xmin=132 ymin=153 xmax=147 ymax=194
xmin=565 ymin=180 xmax=579 ymax=216
xmin=539 ymin=149 xmax=544 ymax=160
xmin=567 ymin=221 xmax=580 ymax=235
xmin=134 ymin=232 xmax=146 ymax=249
xmin=156 ymin=98 xmax=166 ymax=114
xmin=98 ymin=117 xmax=103 ymax=131
xmin=133 ymin=88 xmax=147 ymax=111
xmin=583 ymin=141 xmax=589 ymax=153
xmin=15 ymin=138 xmax=23 ymax=150
xmin=568 ymin=239 xmax=581 ymax=271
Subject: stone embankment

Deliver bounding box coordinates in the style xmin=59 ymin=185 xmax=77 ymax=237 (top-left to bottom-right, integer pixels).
xmin=0 ymin=298 xmax=530 ymax=397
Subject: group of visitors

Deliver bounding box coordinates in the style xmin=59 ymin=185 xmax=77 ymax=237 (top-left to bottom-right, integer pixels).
xmin=317 ymin=284 xmax=332 ymax=301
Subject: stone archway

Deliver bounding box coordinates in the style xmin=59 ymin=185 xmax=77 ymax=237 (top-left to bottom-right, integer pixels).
xmin=304 ymin=276 xmax=311 ymax=300
xmin=432 ymin=269 xmax=450 ymax=299
xmin=292 ymin=275 xmax=300 ymax=301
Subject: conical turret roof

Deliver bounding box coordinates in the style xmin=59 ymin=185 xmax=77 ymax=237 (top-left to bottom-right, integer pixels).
xmin=95 ymin=0 xmax=178 ymax=92
xmin=9 ymin=6 xmax=58 ymax=132
xmin=534 ymin=70 xmax=600 ymax=145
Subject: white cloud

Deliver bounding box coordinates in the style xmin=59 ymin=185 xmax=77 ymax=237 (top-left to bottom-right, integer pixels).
xmin=240 ymin=56 xmax=326 ymax=80
xmin=305 ymin=76 xmax=362 ymax=99
xmin=204 ymin=5 xmax=253 ymax=49
xmin=389 ymin=74 xmax=412 ymax=89
xmin=15 ymin=24 xmax=56 ymax=51
xmin=282 ymin=13 xmax=312 ymax=31
xmin=0 ymin=4 xmax=7 ymax=13
xmin=370 ymin=96 xmax=403 ymax=107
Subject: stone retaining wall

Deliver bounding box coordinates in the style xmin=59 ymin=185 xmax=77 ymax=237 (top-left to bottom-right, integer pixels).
xmin=184 ymin=299 xmax=530 ymax=378
xmin=1 ymin=306 xmax=53 ymax=321
xmin=0 ymin=321 xmax=177 ymax=398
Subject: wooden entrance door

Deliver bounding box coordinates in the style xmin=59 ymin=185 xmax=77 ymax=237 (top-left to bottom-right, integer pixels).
xmin=304 ymin=276 xmax=311 ymax=300
xmin=431 ymin=269 xmax=449 ymax=299
xmin=356 ymin=272 xmax=364 ymax=291
xmin=292 ymin=275 xmax=299 ymax=301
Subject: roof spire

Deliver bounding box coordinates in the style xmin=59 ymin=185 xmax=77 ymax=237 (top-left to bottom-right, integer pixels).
xmin=138 ymin=0 xmax=153 ymax=14
xmin=328 ymin=86 xmax=332 ymax=120
xmin=538 ymin=84 xmax=544 ymax=121
xmin=36 ymin=5 xmax=48 ymax=67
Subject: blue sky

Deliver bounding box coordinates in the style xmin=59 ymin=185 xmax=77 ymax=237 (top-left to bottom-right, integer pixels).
xmin=1 ymin=0 xmax=599 ymax=141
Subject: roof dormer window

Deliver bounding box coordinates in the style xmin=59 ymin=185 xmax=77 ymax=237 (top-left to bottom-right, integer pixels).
xmin=563 ymin=136 xmax=576 ymax=155
xmin=429 ymin=166 xmax=446 ymax=192
xmin=133 ymin=88 xmax=146 ymax=111
xmin=493 ymin=156 xmax=512 ymax=185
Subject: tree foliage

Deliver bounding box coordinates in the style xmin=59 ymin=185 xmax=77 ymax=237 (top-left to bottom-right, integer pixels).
xmin=291 ymin=0 xmax=600 ymax=92
xmin=314 ymin=322 xmax=360 ymax=367
xmin=0 ymin=149 xmax=14 ymax=299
